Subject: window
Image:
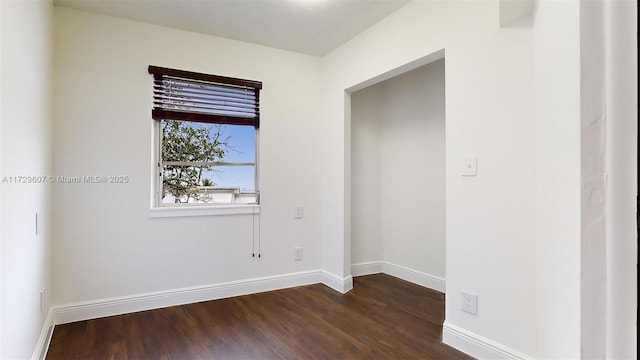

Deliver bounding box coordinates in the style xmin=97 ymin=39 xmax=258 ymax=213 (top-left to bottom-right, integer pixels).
xmin=149 ymin=66 xmax=262 ymax=207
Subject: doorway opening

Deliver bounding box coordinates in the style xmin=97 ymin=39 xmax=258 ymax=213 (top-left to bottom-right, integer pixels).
xmin=348 ymin=55 xmax=446 ymax=296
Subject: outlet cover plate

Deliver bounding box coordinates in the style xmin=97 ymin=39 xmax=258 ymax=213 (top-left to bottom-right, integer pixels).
xmin=461 ymin=291 xmax=478 ymax=315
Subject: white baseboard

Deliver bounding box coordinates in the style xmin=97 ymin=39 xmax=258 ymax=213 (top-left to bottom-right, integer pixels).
xmin=351 ymin=261 xmax=384 ymax=276
xmin=382 ymin=262 xmax=445 ymax=292
xmin=351 ymin=261 xmax=445 ymax=293
xmin=31 ymin=309 xmax=54 ymax=360
xmin=52 ymin=270 xmax=323 ymax=325
xmin=43 ymin=267 xmax=527 ymax=360
xmin=442 ymin=321 xmax=533 ymax=360
xmin=320 ymin=270 xmax=353 ymax=293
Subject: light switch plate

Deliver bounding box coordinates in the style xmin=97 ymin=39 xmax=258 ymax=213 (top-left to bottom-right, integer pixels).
xmin=462 ymin=156 xmax=477 ymax=176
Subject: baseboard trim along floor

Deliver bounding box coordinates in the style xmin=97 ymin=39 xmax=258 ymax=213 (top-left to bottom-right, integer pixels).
xmin=35 ymin=265 xmax=526 ymax=360
xmin=51 ymin=270 xmax=330 ymax=325
xmin=31 ymin=310 xmax=54 ymax=360
xmin=351 ymin=261 xmax=445 ymax=292
xmin=442 ymin=321 xmax=533 ymax=360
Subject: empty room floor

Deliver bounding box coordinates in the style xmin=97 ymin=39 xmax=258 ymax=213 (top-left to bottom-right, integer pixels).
xmin=46 ymin=274 xmax=473 ymax=359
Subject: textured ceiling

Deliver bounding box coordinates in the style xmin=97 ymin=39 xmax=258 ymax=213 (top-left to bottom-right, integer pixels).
xmin=54 ymin=0 xmax=409 ymax=56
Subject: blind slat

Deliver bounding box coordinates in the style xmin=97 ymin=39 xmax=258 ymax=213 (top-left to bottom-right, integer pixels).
xmin=153 ymin=82 xmax=254 ymax=100
xmin=154 ymin=102 xmax=256 ymax=117
xmin=153 ymin=95 xmax=257 ymax=110
xmin=152 ymin=109 xmax=260 ymax=128
xmin=156 ymin=77 xmax=253 ymax=94
xmin=153 ymin=88 xmax=256 ymax=104
xmin=153 ymin=102 xmax=256 ymax=117
xmin=149 ymin=65 xmax=261 ymax=128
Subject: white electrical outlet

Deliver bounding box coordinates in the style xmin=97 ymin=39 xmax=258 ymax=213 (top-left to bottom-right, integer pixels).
xmin=461 ymin=291 xmax=478 ymax=315
xmin=294 ymin=207 xmax=304 ymax=219
xmin=294 ymin=247 xmax=303 ymax=261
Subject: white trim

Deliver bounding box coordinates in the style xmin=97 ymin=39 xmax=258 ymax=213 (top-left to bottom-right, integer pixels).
xmin=442 ymin=321 xmax=533 ymax=360
xmin=149 ymin=204 xmax=259 ymax=218
xmin=52 ymin=270 xmax=320 ymax=325
xmin=51 ymin=270 xmax=356 ymax=325
xmin=382 ymin=262 xmax=445 ymax=292
xmin=345 ymin=48 xmax=445 ymax=93
xmin=351 ymin=261 xmax=445 ymax=293
xmin=40 ymin=269 xmax=533 ymax=360
xmin=320 ymin=270 xmax=353 ymax=294
xmin=31 ymin=309 xmax=54 ymax=360
xmin=351 ymin=261 xmax=384 ymax=276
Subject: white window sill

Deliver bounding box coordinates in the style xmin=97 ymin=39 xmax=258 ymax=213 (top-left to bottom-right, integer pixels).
xmin=149 ymin=204 xmax=260 ymax=218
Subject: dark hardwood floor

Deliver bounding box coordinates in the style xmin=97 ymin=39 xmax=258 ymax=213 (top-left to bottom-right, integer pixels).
xmin=46 ymin=274 xmax=473 ymax=359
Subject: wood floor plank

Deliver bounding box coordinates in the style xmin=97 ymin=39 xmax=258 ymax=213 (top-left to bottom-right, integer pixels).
xmin=46 ymin=274 xmax=474 ymax=359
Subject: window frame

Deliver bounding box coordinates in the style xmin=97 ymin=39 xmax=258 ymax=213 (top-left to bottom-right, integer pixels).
xmin=148 ymin=66 xmax=261 ymax=214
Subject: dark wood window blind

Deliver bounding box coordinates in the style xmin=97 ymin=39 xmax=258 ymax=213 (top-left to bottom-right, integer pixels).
xmin=148 ymin=65 xmax=262 ymax=128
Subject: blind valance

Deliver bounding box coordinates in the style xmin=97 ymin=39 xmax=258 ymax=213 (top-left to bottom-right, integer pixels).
xmin=148 ymin=65 xmax=262 ymax=128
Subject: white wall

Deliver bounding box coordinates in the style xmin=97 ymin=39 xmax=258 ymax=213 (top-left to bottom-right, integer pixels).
xmin=534 ymin=1 xmax=638 ymax=358
xmin=603 ymin=0 xmax=637 ymax=358
xmin=580 ymin=0 xmax=607 ymax=356
xmin=444 ymin=23 xmax=536 ymax=358
xmin=351 ymin=60 xmax=446 ymax=280
xmin=1 ymin=2 xmax=4 ymax=354
xmin=52 ymin=7 xmax=324 ymax=306
xmin=323 ymin=1 xmax=539 ymax=357
xmin=0 ymin=0 xmax=54 ymax=358
xmin=351 ymin=84 xmax=383 ymax=265
xmin=381 ymin=61 xmax=446 ymax=279
xmin=322 ymin=1 xmax=497 ymax=283
xmin=328 ymin=1 xmax=637 ymax=357
xmin=7 ymin=1 xmax=632 ymax=358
